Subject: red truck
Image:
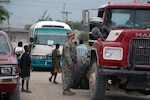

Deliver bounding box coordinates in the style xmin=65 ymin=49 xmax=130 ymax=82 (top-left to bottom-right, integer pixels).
xmin=0 ymin=31 xmax=20 ymax=100
xmin=82 ymin=1 xmax=150 ymax=100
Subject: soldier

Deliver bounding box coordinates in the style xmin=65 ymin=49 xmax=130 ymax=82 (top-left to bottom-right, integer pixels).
xmin=62 ymin=31 xmax=77 ymax=96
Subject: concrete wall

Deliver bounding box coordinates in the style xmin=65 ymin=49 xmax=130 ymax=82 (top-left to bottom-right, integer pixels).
xmin=1 ymin=28 xmax=29 ymax=48
xmin=1 ymin=28 xmax=29 ymax=43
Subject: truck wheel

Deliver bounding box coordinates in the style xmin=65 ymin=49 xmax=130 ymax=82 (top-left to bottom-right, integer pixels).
xmin=8 ymin=84 xmax=20 ymax=100
xmin=71 ymin=65 xmax=82 ymax=89
xmin=89 ymin=62 xmax=107 ymax=100
xmin=81 ymin=65 xmax=89 ymax=89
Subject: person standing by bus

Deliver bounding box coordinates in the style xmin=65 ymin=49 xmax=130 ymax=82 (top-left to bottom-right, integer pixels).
xmin=20 ymin=45 xmax=32 ymax=93
xmin=62 ymin=31 xmax=77 ymax=96
xmin=76 ymin=39 xmax=88 ymax=65
xmin=49 ymin=43 xmax=61 ymax=84
xmin=15 ymin=41 xmax=23 ymax=56
xmin=15 ymin=41 xmax=23 ymax=81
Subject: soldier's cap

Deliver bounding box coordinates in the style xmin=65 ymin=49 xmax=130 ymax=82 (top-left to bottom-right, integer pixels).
xmin=66 ymin=31 xmax=75 ymax=37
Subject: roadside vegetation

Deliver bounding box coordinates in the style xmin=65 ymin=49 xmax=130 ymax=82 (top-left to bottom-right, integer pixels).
xmin=0 ymin=0 xmax=10 ymax=25
xmin=24 ymin=9 xmax=89 ymax=31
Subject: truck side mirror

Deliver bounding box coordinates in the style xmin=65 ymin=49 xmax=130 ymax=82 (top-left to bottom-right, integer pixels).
xmin=82 ymin=10 xmax=89 ymax=26
xmin=30 ymin=37 xmax=34 ymax=42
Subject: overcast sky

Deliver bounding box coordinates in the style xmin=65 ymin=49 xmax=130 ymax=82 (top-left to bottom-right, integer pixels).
xmin=3 ymin=0 xmax=148 ymax=28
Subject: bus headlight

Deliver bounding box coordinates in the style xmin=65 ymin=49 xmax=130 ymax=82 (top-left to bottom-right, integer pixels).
xmin=103 ymin=47 xmax=123 ymax=60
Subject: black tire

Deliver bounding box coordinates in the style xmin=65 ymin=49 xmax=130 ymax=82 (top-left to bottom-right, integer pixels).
xmin=8 ymin=84 xmax=20 ymax=100
xmin=71 ymin=65 xmax=82 ymax=89
xmin=80 ymin=64 xmax=89 ymax=89
xmin=89 ymin=62 xmax=107 ymax=100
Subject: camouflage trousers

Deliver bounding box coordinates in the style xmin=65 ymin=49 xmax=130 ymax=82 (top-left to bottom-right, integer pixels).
xmin=62 ymin=62 xmax=74 ymax=90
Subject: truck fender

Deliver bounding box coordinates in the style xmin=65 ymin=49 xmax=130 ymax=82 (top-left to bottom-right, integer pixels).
xmin=90 ymin=49 xmax=99 ymax=68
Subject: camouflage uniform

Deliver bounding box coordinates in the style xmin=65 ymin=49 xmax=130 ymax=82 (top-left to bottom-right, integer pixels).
xmin=62 ymin=40 xmax=77 ymax=90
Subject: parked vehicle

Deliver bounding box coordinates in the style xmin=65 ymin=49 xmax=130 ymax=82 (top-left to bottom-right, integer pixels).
xmin=0 ymin=31 xmax=20 ymax=100
xmin=29 ymin=21 xmax=71 ymax=70
xmin=82 ymin=1 xmax=150 ymax=100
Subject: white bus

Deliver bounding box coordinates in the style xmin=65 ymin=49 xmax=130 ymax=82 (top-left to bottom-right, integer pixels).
xmin=29 ymin=21 xmax=71 ymax=70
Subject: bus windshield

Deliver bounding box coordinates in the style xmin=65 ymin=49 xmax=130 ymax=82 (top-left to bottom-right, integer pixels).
xmin=34 ymin=28 xmax=69 ymax=45
xmin=105 ymin=8 xmax=150 ymax=29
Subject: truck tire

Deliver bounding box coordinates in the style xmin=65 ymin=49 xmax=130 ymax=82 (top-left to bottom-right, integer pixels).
xmin=80 ymin=64 xmax=89 ymax=89
xmin=71 ymin=65 xmax=82 ymax=89
xmin=89 ymin=62 xmax=107 ymax=100
xmin=8 ymin=84 xmax=20 ymax=100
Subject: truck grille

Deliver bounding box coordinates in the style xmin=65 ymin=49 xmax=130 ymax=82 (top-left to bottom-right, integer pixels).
xmin=129 ymin=39 xmax=150 ymax=68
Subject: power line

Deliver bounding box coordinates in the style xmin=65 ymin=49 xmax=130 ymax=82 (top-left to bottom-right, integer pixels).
xmin=11 ymin=2 xmax=84 ymax=10
xmin=12 ymin=14 xmax=36 ymax=21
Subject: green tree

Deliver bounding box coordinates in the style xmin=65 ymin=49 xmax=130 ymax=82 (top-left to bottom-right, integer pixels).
xmin=66 ymin=21 xmax=88 ymax=31
xmin=24 ymin=24 xmax=32 ymax=30
xmin=0 ymin=0 xmax=10 ymax=24
xmin=77 ymin=31 xmax=89 ymax=42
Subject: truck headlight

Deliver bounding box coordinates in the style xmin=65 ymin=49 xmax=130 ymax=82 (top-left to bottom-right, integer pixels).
xmin=1 ymin=67 xmax=11 ymax=74
xmin=105 ymin=49 xmax=113 ymax=57
xmin=0 ymin=65 xmax=17 ymax=75
xmin=103 ymin=47 xmax=123 ymax=60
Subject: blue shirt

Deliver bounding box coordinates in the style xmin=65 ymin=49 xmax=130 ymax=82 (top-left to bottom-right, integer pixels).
xmin=77 ymin=44 xmax=88 ymax=57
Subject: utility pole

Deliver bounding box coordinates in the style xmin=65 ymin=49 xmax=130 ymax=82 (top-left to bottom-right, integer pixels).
xmin=61 ymin=3 xmax=72 ymax=22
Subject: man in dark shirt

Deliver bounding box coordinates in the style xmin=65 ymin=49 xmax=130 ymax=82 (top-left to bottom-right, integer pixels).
xmin=20 ymin=45 xmax=32 ymax=93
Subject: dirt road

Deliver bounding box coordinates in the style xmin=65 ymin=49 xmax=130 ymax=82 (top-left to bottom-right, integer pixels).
xmin=20 ymin=71 xmax=90 ymax=100
xmin=20 ymin=71 xmax=150 ymax=100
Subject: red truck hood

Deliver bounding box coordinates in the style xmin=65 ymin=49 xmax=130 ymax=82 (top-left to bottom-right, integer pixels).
xmin=0 ymin=53 xmax=17 ymax=64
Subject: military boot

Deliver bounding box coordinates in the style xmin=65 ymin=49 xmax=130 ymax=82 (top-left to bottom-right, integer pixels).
xmin=69 ymin=90 xmax=76 ymax=95
xmin=62 ymin=90 xmax=73 ymax=96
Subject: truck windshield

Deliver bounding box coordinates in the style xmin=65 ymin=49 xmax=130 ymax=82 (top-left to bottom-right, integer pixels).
xmin=105 ymin=8 xmax=150 ymax=29
xmin=34 ymin=28 xmax=69 ymax=45
xmin=0 ymin=35 xmax=10 ymax=53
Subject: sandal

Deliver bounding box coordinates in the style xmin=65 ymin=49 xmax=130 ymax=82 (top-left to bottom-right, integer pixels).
xmin=49 ymin=77 xmax=52 ymax=82
xmin=21 ymin=89 xmax=26 ymax=92
xmin=26 ymin=90 xmax=32 ymax=93
xmin=53 ymin=81 xmax=59 ymax=84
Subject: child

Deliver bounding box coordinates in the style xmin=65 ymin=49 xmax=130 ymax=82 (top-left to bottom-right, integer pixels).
xmin=16 ymin=54 xmax=21 ymax=80
xmin=49 ymin=43 xmax=61 ymax=84
xmin=20 ymin=45 xmax=32 ymax=93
